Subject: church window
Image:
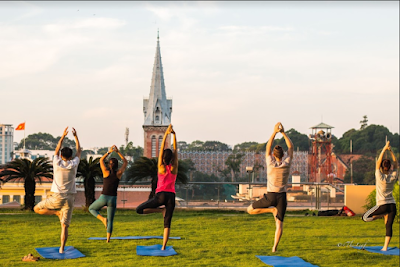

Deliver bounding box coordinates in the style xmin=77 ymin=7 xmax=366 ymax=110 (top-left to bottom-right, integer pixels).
xmin=158 ymin=136 xmax=163 ymax=153
xmin=151 ymin=136 xmax=156 ymax=157
xmin=155 ymin=115 xmax=159 ymax=123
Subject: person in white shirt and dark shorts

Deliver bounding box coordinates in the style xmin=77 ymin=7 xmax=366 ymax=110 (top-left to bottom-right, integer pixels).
xmin=247 ymin=122 xmax=293 ymax=252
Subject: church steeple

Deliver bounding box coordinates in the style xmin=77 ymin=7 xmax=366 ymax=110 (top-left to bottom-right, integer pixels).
xmin=142 ymin=32 xmax=172 ymax=158
xmin=143 ymin=32 xmax=172 ymax=126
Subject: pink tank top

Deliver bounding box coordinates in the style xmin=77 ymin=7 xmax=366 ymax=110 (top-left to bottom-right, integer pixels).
xmin=156 ymin=164 xmax=177 ymax=194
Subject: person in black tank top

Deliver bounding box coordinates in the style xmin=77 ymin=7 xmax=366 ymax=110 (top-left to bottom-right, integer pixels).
xmin=89 ymin=145 xmax=128 ymax=243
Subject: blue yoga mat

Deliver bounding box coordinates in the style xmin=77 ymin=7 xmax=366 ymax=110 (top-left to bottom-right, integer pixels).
xmin=88 ymin=236 xmax=181 ymax=240
xmin=353 ymin=246 xmax=400 ymax=256
xmin=136 ymin=244 xmax=177 ymax=256
xmin=256 ymin=256 xmax=319 ymax=267
xmin=35 ymin=246 xmax=85 ymax=259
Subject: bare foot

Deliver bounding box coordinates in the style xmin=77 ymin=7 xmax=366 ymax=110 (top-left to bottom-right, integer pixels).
xmin=106 ymin=239 xmax=110 ymax=243
xmin=381 ymin=248 xmax=388 ymax=251
xmin=101 ymin=217 xmax=107 ymax=229
xmin=161 ymin=246 xmax=166 ymax=251
xmin=272 ymin=247 xmax=277 ymax=252
xmin=59 ymin=248 xmax=64 ymax=254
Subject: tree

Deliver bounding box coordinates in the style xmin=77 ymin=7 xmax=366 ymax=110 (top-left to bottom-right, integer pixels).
xmin=202 ymin=141 xmax=231 ymax=151
xmin=333 ymin=125 xmax=399 ymax=155
xmin=188 ymin=171 xmax=219 ymax=200
xmin=223 ymin=153 xmax=245 ymax=182
xmin=274 ymin=128 xmax=309 ymax=151
xmin=233 ymin=142 xmax=259 ymax=152
xmin=124 ymin=157 xmax=188 ymax=199
xmin=119 ymin=142 xmax=143 ymax=162
xmin=343 ymin=156 xmax=375 ymax=184
xmin=0 ymin=158 xmax=53 ymax=210
xmin=97 ymin=147 xmax=109 ymax=155
xmin=77 ymin=156 xmax=102 ymax=208
xmin=81 ymin=150 xmax=95 ymax=159
xmin=360 ymin=115 xmax=368 ymax=130
xmin=187 ymin=140 xmax=204 ymax=151
xmin=177 ymin=141 xmax=188 ymax=151
xmin=17 ymin=132 xmax=75 ymax=150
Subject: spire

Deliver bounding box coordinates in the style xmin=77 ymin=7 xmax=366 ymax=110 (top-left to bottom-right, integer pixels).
xmin=143 ymin=32 xmax=172 ymax=126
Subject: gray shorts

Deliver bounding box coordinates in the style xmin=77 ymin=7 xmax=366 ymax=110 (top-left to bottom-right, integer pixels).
xmin=35 ymin=193 xmax=75 ymax=226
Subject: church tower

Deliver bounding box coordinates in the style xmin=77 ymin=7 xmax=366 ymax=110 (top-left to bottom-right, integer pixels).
xmin=143 ymin=32 xmax=172 ymax=158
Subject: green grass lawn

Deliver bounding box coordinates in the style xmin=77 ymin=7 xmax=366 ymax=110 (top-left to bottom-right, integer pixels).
xmin=0 ymin=209 xmax=398 ymax=266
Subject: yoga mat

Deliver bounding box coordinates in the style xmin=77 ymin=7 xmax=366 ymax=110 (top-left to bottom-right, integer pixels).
xmin=136 ymin=244 xmax=177 ymax=256
xmin=353 ymin=246 xmax=400 ymax=256
xmin=88 ymin=236 xmax=181 ymax=240
xmin=256 ymin=256 xmax=319 ymax=267
xmin=35 ymin=246 xmax=85 ymax=259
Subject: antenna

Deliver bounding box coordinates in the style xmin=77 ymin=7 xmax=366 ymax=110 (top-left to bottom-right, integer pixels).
xmin=125 ymin=127 xmax=129 ymax=147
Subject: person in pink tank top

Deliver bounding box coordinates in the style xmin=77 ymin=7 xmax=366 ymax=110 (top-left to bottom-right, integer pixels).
xmin=136 ymin=124 xmax=178 ymax=250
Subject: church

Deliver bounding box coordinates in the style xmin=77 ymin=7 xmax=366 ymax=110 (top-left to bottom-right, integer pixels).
xmin=142 ymin=32 xmax=172 ymax=158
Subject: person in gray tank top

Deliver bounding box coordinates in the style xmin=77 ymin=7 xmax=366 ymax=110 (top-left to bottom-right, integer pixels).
xmin=247 ymin=122 xmax=293 ymax=252
xmin=362 ymin=141 xmax=398 ymax=251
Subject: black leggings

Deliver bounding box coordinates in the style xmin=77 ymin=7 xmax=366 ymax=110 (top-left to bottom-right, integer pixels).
xmin=362 ymin=203 xmax=397 ymax=237
xmin=136 ymin=192 xmax=176 ymax=228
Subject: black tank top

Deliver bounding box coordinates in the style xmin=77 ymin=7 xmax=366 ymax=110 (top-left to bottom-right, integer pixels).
xmin=101 ymin=172 xmax=120 ymax=196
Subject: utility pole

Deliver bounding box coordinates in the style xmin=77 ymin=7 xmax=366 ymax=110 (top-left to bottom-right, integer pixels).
xmin=350 ymin=139 xmax=353 ymax=184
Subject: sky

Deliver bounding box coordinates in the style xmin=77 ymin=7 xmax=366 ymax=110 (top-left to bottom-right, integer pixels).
xmin=1 ymin=1 xmax=399 ymax=150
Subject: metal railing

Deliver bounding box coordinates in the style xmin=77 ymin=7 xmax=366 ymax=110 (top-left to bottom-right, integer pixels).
xmin=174 ymin=182 xmax=347 ymax=210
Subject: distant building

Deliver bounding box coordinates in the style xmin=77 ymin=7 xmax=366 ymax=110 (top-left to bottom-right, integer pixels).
xmin=143 ymin=32 xmax=172 ymax=158
xmin=0 ymin=124 xmax=14 ymax=164
xmin=14 ymin=149 xmax=55 ymax=161
xmin=179 ymin=151 xmax=309 ymax=182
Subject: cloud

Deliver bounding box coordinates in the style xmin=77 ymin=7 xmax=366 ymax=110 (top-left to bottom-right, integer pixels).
xmin=144 ymin=5 xmax=173 ymax=20
xmin=43 ymin=17 xmax=126 ymax=33
xmin=218 ymin=25 xmax=294 ymax=35
xmin=0 ymin=16 xmax=127 ymax=80
xmin=82 ymin=107 xmax=116 ymax=119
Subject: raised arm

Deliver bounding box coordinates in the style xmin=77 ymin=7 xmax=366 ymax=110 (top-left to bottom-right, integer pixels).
xmin=266 ymin=123 xmax=281 ymax=157
xmin=280 ymin=124 xmax=294 ymax=160
xmin=55 ymin=127 xmax=68 ymax=156
xmin=72 ymin=128 xmax=82 ymax=159
xmin=170 ymin=128 xmax=178 ymax=175
xmin=100 ymin=147 xmax=113 ymax=178
xmin=388 ymin=144 xmax=398 ymax=170
xmin=376 ymin=141 xmax=390 ymax=171
xmin=114 ymin=145 xmax=128 ymax=179
xmin=158 ymin=124 xmax=173 ymax=174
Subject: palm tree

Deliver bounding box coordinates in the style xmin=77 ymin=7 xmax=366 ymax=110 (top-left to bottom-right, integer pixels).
xmin=0 ymin=158 xmax=53 ymax=211
xmin=125 ymin=157 xmax=188 ymax=199
xmin=77 ymin=156 xmax=102 ymax=208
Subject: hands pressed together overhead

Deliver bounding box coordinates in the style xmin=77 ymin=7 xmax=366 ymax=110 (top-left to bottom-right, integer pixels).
xmin=167 ymin=124 xmax=175 ymax=134
xmin=274 ymin=122 xmax=285 ymax=134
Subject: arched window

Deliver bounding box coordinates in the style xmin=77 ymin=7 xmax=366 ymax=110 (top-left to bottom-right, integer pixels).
xmin=155 ymin=115 xmax=159 ymax=123
xmin=158 ymin=136 xmax=163 ymax=154
xmin=151 ymin=136 xmax=156 ymax=157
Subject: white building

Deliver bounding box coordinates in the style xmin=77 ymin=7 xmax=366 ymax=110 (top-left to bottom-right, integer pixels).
xmin=14 ymin=149 xmax=55 ymax=161
xmin=0 ymin=124 xmax=14 ymax=164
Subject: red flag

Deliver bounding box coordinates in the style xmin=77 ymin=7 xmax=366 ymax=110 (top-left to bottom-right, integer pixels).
xmin=15 ymin=122 xmax=25 ymax=131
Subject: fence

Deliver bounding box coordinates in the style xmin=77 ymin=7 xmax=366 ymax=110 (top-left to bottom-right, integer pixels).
xmin=174 ymin=182 xmax=345 ymax=210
